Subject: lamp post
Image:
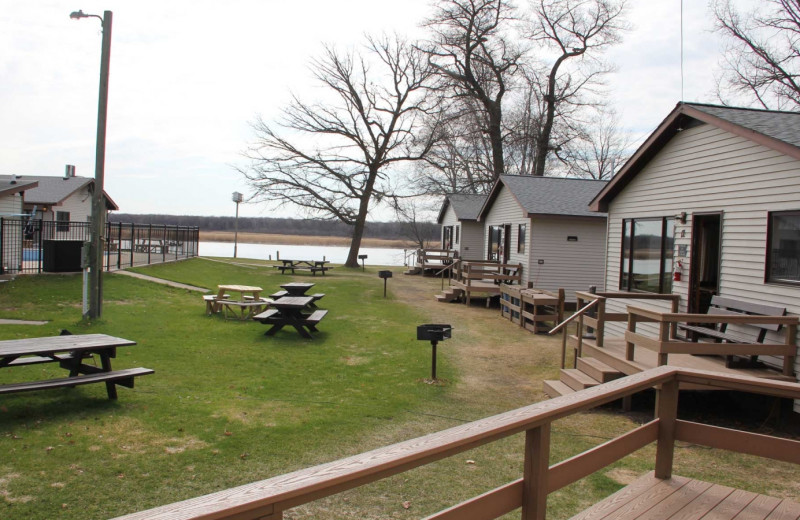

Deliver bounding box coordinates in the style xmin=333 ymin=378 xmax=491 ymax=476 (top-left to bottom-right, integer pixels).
xmin=232 ymin=192 xmax=243 ymax=258
xmin=71 ymin=9 xmax=112 ymax=320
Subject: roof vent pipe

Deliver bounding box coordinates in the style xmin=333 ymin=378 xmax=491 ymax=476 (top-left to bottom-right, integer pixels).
xmin=64 ymin=165 xmax=76 ymax=178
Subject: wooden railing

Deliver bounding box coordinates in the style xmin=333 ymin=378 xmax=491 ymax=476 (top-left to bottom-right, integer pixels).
xmin=626 ymin=306 xmax=798 ymax=377
xmin=549 ymin=297 xmax=601 ymax=369
xmin=573 ymin=291 xmax=681 ymax=351
xmin=435 ymin=258 xmax=462 ymax=290
xmin=112 ymin=367 xmax=800 ymax=520
xmin=418 ymin=249 xmax=457 ymax=269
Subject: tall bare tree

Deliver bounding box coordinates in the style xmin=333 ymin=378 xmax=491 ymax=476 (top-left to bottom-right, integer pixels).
xmin=239 ymin=35 xmax=441 ymax=268
xmin=525 ymin=0 xmax=628 ymax=176
xmin=422 ymin=0 xmax=524 ymax=180
xmin=561 ymin=107 xmax=630 ymax=179
xmin=713 ymin=0 xmax=800 ymax=109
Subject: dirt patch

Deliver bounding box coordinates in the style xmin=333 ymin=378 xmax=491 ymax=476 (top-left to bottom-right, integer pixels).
xmin=0 ymin=473 xmax=33 ymax=504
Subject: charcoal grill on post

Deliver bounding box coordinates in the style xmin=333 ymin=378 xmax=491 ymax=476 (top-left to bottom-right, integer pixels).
xmin=378 ymin=270 xmax=392 ymax=298
xmin=358 ymin=254 xmax=368 ymax=271
xmin=416 ymin=324 xmax=451 ymax=381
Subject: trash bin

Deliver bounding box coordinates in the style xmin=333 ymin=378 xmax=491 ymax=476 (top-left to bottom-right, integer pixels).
xmin=42 ymin=240 xmax=83 ymax=272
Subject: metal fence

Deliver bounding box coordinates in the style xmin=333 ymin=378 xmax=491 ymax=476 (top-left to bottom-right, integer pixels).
xmin=0 ymin=218 xmax=199 ymax=275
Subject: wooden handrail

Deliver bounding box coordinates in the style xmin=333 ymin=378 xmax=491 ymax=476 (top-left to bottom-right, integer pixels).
xmin=113 ymin=367 xmax=800 ymax=520
xmin=550 ymin=298 xmax=600 ymax=369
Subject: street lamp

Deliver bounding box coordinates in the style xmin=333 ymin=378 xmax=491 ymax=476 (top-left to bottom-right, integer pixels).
xmin=232 ymin=192 xmax=243 ymax=258
xmin=71 ymin=9 xmax=113 ymax=320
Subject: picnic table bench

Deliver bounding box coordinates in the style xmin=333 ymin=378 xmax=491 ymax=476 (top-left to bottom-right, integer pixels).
xmin=274 ymin=260 xmax=332 ymax=276
xmin=677 ymin=295 xmax=787 ymax=367
xmin=0 ymin=334 xmax=153 ymax=400
xmin=253 ymin=296 xmax=328 ymax=339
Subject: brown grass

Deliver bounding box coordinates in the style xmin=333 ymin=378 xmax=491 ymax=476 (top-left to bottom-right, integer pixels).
xmin=199 ymin=231 xmax=414 ymax=249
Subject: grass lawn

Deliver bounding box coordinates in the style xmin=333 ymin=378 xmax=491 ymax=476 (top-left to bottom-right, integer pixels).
xmin=0 ymin=257 xmax=798 ymax=519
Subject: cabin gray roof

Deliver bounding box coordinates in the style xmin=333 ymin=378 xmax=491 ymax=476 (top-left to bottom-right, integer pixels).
xmin=591 ymin=102 xmax=800 ymax=212
xmin=480 ymin=175 xmax=608 ymax=220
xmin=0 ymin=176 xmax=38 ymax=198
xmin=0 ymin=174 xmax=119 ymax=210
xmin=437 ymin=193 xmax=487 ymax=223
xmin=688 ymin=103 xmax=800 ymax=149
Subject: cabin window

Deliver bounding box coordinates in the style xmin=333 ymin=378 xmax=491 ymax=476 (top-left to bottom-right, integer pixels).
xmin=517 ymin=223 xmax=526 ymax=254
xmin=620 ymin=217 xmax=674 ymax=293
xmin=766 ymin=211 xmax=800 ymax=285
xmin=442 ymin=226 xmax=454 ymax=250
xmin=488 ymin=225 xmax=507 ymax=262
xmin=56 ymin=211 xmax=70 ymax=233
xmin=455 ymin=225 xmax=460 ymax=245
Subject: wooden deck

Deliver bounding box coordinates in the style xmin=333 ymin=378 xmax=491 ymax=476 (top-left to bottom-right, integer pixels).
xmin=575 ymin=336 xmax=796 ymax=389
xmin=572 ymin=471 xmax=800 ymax=520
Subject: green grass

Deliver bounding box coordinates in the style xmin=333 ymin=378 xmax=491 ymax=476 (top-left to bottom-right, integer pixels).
xmin=0 ymin=259 xmax=443 ymax=519
xmin=0 ymin=258 xmax=798 ymax=519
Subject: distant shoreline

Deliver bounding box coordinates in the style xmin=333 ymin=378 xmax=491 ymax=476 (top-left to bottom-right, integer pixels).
xmin=199 ymin=231 xmax=414 ymax=250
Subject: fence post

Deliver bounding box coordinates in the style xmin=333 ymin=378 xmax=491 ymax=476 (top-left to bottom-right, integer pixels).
xmin=162 ymin=225 xmax=167 ymax=262
xmin=117 ymin=222 xmax=122 ymax=269
xmin=654 ymin=376 xmax=679 ymax=479
xmin=0 ymin=218 xmax=4 ymax=275
xmin=147 ymin=224 xmax=152 ymax=265
xmin=521 ymin=424 xmax=550 ymax=520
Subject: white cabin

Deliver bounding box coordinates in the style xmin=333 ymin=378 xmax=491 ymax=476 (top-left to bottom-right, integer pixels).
xmin=590 ymin=102 xmax=800 ymax=412
xmin=479 ymin=175 xmax=608 ymax=302
xmin=437 ymin=194 xmax=486 ymax=260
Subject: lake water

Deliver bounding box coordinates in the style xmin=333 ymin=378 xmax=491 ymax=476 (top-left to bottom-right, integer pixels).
xmin=199 ymin=241 xmax=410 ymax=266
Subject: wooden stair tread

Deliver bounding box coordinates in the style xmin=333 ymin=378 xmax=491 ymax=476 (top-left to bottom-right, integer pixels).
xmin=560 ymin=368 xmax=601 ymax=390
xmin=577 ymin=356 xmax=624 ymax=383
xmin=543 ymin=380 xmax=575 ymax=398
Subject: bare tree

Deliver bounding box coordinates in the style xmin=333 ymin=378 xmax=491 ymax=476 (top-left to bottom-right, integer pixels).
xmin=524 ymin=0 xmax=628 ymax=176
xmin=238 ymin=35 xmax=441 ymax=268
xmin=422 ymin=0 xmax=524 ymax=180
xmin=561 ymin=107 xmax=630 ymax=179
xmin=713 ymin=0 xmax=800 ymax=109
xmin=389 ymin=196 xmax=439 ymax=249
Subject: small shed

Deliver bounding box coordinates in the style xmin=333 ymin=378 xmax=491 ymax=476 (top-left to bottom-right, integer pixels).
xmin=590 ymin=101 xmax=800 ymax=412
xmin=437 ymin=193 xmax=487 ymax=260
xmin=479 ymin=175 xmax=608 ymax=301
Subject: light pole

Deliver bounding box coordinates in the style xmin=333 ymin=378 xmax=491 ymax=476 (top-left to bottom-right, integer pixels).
xmin=70 ymin=9 xmax=112 ymax=320
xmin=232 ymin=192 xmax=243 ymax=258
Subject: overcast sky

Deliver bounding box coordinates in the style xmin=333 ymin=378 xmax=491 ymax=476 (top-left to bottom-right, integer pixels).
xmin=1 ymin=0 xmax=740 ymax=220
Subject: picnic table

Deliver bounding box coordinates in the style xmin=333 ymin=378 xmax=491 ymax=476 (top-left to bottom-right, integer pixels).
xmin=274 ymin=259 xmax=332 ymax=276
xmin=212 ymin=284 xmax=268 ymax=319
xmin=280 ymin=282 xmax=315 ymax=296
xmin=0 ymin=334 xmax=153 ymax=400
xmin=253 ymin=296 xmax=328 ymax=339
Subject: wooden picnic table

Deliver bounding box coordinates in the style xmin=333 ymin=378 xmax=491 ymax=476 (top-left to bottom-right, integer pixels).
xmin=0 ymin=334 xmax=153 ymax=400
xmin=213 ymin=285 xmax=266 ymax=318
xmin=280 ymin=282 xmax=315 ymax=296
xmin=274 ymin=260 xmax=332 ymax=276
xmin=253 ymin=296 xmax=328 ymax=339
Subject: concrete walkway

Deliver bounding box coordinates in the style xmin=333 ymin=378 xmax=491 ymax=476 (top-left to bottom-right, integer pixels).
xmin=113 ymin=270 xmax=210 ymax=293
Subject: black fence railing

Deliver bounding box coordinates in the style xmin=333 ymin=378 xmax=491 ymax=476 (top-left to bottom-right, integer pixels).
xmin=0 ymin=218 xmax=199 ymax=275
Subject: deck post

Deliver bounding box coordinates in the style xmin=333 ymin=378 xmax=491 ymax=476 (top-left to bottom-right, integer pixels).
xmin=521 ymin=424 xmax=550 ymax=520
xmin=596 ymin=297 xmax=606 ymax=348
xmin=654 ymin=377 xmax=679 ymax=479
xmin=784 ymin=323 xmax=796 ymax=377
xmin=658 ymin=319 xmax=670 ymax=366
xmin=626 ymin=312 xmax=637 ymax=361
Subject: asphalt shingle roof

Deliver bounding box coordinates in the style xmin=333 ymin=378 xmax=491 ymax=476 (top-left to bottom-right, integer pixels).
xmin=0 ymin=177 xmax=38 ymax=198
xmin=0 ymin=175 xmax=92 ymax=205
xmin=446 ymin=193 xmax=487 ymax=220
xmin=498 ymin=175 xmax=608 ymax=218
xmin=686 ymin=103 xmax=800 ymax=149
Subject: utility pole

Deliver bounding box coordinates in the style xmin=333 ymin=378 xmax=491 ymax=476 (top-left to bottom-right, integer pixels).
xmin=71 ymin=9 xmax=112 ymax=319
xmin=232 ymin=192 xmax=243 ymax=258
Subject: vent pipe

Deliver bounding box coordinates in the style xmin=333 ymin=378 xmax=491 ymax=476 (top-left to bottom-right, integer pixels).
xmin=64 ymin=164 xmax=76 ymax=178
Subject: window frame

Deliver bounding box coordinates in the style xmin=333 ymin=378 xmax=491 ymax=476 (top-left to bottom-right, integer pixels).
xmin=517 ymin=223 xmax=526 ymax=254
xmin=765 ymin=210 xmax=800 ymax=286
xmin=619 ymin=217 xmax=675 ymax=294
xmin=56 ymin=211 xmax=70 ymax=233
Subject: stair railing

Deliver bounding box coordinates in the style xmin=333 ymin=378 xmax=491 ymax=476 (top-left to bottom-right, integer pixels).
xmin=434 ymin=258 xmax=461 ymax=290
xmin=549 ymin=298 xmax=601 ymax=369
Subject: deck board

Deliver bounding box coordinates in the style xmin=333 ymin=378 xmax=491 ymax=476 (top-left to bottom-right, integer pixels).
xmin=578 ymin=337 xmax=794 ymax=382
xmin=569 ymin=473 xmax=800 ymax=520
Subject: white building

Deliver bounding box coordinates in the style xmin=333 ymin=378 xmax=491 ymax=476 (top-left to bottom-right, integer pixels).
xmin=437 ymin=193 xmax=487 ymax=260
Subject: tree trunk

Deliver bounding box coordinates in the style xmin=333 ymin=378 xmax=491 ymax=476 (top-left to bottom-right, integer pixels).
xmin=488 ymin=102 xmax=505 ymax=179
xmin=534 ymin=55 xmax=568 ymax=177
xmin=345 ymin=172 xmax=378 ymax=268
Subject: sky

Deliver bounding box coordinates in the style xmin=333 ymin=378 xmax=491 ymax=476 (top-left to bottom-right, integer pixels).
xmin=0 ymin=0 xmax=746 ymax=220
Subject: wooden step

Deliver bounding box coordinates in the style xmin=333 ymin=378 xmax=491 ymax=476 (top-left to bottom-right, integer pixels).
xmin=577 ymin=356 xmax=624 ymax=383
xmin=577 ymin=339 xmax=648 ymax=376
xmin=543 ymin=380 xmax=575 ymax=398
xmin=560 ymin=368 xmax=601 ymax=391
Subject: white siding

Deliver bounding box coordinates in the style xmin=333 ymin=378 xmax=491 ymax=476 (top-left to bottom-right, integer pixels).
xmin=528 ymin=217 xmax=606 ymax=302
xmin=483 ymin=185 xmax=528 ymax=266
xmin=56 ymin=187 xmax=93 ymax=222
xmin=440 ymin=205 xmax=458 ymax=248
xmin=0 ymin=193 xmax=22 ymax=216
xmin=460 ymin=221 xmax=484 ymax=260
xmin=603 ymin=122 xmax=800 ymax=410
